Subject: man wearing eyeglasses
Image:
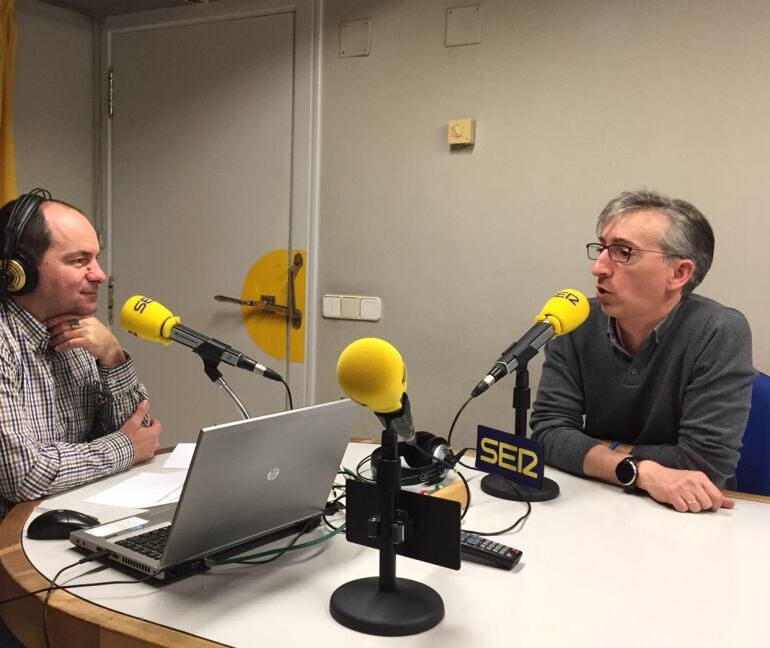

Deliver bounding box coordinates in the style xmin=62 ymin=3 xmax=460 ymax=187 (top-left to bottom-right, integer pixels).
xmin=530 ymin=189 xmax=754 ymax=513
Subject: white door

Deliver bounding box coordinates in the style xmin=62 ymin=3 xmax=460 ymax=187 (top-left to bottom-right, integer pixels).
xmin=106 ymin=7 xmax=310 ymax=444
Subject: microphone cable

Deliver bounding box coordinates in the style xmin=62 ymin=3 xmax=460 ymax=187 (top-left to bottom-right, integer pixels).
xmin=352 ymin=440 xmax=475 ymax=519
xmin=410 ymin=441 xmax=474 ymax=519
xmin=418 ymin=433 xmax=532 ymax=534
xmin=354 ymin=452 xmax=376 ymax=483
xmin=462 ymin=484 xmax=532 ymax=537
xmin=322 ymin=492 xmax=348 ymax=532
xmin=443 ymin=395 xmax=534 ymax=535
xmin=278 ymin=376 xmax=294 ymax=410
xmin=447 ymin=395 xmax=473 ymax=447
xmin=347 ymin=422 xmax=530 ymax=536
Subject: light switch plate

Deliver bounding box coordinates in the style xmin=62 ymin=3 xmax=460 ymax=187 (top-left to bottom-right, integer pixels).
xmin=322 ymin=294 xmax=381 ymax=321
xmin=322 ymin=295 xmax=342 ymax=318
xmin=360 ymin=298 xmax=381 ymax=320
xmin=340 ymin=297 xmax=360 ymax=319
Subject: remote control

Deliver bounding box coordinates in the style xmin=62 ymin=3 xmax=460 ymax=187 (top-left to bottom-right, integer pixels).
xmin=460 ymin=530 xmax=522 ymax=570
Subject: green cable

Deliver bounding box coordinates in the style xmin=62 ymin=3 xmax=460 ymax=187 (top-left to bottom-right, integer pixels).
xmin=209 ymin=524 xmax=347 ymax=565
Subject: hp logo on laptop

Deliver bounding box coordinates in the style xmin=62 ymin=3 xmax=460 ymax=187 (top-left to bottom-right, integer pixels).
xmin=267 ymin=467 xmax=280 ymax=481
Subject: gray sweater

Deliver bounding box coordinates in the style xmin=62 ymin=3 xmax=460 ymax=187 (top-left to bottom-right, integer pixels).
xmin=530 ymin=294 xmax=754 ymax=488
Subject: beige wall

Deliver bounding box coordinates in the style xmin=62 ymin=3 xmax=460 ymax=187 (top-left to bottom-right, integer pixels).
xmin=11 ymin=0 xmax=770 ymax=452
xmin=316 ymin=0 xmax=770 ymax=448
xmin=14 ymin=0 xmax=94 ymax=216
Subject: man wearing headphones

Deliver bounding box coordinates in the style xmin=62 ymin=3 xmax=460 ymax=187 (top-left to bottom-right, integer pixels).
xmin=0 ymin=189 xmax=162 ymax=522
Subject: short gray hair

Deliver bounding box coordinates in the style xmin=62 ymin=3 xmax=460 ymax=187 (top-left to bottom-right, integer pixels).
xmin=596 ymin=189 xmax=714 ymax=295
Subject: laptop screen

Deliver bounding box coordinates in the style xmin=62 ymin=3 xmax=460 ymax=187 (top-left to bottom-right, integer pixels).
xmin=162 ymin=398 xmax=360 ymax=566
xmin=70 ymin=398 xmax=362 ymax=576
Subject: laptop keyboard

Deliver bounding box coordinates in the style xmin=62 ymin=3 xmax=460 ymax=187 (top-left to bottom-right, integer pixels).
xmin=116 ymin=525 xmax=171 ymax=560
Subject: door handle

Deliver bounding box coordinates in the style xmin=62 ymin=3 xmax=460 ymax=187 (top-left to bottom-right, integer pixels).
xmin=214 ymin=253 xmax=303 ymax=329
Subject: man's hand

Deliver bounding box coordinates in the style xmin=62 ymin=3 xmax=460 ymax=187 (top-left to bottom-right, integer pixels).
xmin=120 ymin=400 xmax=162 ymax=464
xmin=584 ymin=445 xmax=734 ymax=513
xmin=45 ymin=313 xmax=126 ymax=367
xmin=636 ymin=461 xmax=734 ymax=512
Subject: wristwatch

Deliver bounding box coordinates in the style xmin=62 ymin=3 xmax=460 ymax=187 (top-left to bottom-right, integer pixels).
xmin=615 ymin=456 xmax=644 ymax=487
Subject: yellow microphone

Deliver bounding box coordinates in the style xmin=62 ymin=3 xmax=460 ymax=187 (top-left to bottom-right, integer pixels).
xmin=336 ymin=338 xmax=415 ymax=442
xmin=120 ymin=295 xmax=179 ymax=346
xmin=534 ymin=288 xmax=590 ymax=334
xmin=120 ymin=295 xmax=282 ymax=381
xmin=472 ymin=289 xmax=589 ymax=397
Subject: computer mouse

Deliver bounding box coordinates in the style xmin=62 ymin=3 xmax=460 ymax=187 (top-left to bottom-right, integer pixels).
xmin=26 ymin=509 xmax=101 ymax=540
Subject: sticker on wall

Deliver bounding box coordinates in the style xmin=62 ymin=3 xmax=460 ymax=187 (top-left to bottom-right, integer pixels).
xmin=215 ymin=249 xmax=306 ymax=362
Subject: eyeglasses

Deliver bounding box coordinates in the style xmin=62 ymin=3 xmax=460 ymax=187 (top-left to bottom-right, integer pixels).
xmin=585 ymin=242 xmax=671 ymax=264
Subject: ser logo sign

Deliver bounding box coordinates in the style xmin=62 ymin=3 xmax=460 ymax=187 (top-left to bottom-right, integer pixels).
xmin=475 ymin=425 xmax=545 ymax=488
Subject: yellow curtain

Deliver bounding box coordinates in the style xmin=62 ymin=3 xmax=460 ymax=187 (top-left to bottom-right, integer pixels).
xmin=0 ymin=0 xmax=17 ymax=202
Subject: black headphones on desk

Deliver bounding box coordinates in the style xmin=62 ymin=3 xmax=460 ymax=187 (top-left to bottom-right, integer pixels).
xmin=370 ymin=431 xmax=455 ymax=486
xmin=0 ymin=188 xmax=51 ymax=296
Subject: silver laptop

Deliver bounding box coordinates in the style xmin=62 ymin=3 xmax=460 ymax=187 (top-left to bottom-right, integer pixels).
xmin=70 ymin=399 xmax=358 ymax=580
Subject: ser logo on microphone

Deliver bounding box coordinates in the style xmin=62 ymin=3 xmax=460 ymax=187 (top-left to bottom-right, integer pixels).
xmin=132 ymin=296 xmax=153 ymax=314
xmin=475 ymin=425 xmax=545 ymax=488
xmin=554 ymin=290 xmax=581 ymax=305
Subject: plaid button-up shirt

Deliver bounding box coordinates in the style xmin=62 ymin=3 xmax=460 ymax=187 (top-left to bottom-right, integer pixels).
xmin=0 ymin=300 xmax=148 ymax=519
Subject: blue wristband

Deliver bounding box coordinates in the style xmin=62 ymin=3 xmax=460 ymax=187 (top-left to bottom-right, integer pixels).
xmin=608 ymin=440 xmax=621 ymax=450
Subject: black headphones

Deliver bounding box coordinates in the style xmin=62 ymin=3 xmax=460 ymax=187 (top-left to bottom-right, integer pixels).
xmin=371 ymin=431 xmax=455 ymax=486
xmin=0 ymin=188 xmax=51 ymax=296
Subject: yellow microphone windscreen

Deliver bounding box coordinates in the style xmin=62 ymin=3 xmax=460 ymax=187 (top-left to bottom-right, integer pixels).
xmin=336 ymin=337 xmax=407 ymax=413
xmin=534 ymin=289 xmax=589 ymax=335
xmin=120 ymin=295 xmax=180 ymax=346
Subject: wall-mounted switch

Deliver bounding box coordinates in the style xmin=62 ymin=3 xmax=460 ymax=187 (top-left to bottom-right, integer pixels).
xmin=322 ymin=295 xmax=342 ymax=318
xmin=341 ymin=297 xmax=360 ymax=319
xmin=323 ymin=294 xmax=382 ymax=321
xmin=360 ymin=298 xmax=380 ymax=320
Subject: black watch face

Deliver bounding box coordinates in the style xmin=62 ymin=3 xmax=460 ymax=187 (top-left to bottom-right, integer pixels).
xmin=615 ymin=458 xmax=636 ymax=485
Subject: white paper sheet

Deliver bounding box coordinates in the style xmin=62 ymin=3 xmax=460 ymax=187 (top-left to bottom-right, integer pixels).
xmin=162 ymin=443 xmax=196 ymax=470
xmin=85 ymin=471 xmax=187 ymax=508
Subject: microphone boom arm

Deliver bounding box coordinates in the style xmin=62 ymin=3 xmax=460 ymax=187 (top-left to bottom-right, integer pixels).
xmin=184 ymin=336 xmax=252 ymax=419
xmin=472 ymin=321 xmax=554 ymax=397
xmin=215 ymin=376 xmax=251 ymax=419
xmin=169 ymin=324 xmax=258 ymax=372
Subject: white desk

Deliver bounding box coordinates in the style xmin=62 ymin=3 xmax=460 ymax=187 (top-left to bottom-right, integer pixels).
xmin=7 ymin=443 xmax=770 ymax=648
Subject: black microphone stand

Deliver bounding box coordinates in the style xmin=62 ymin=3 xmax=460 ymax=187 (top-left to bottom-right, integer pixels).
xmin=194 ymin=339 xmax=251 ymax=419
xmin=479 ymin=364 xmax=560 ymax=501
xmin=329 ymin=415 xmax=444 ymax=636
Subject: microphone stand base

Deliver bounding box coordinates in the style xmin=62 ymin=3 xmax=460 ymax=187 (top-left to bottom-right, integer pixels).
xmin=330 ymin=576 xmax=444 ymax=636
xmin=480 ymin=473 xmax=560 ymax=502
